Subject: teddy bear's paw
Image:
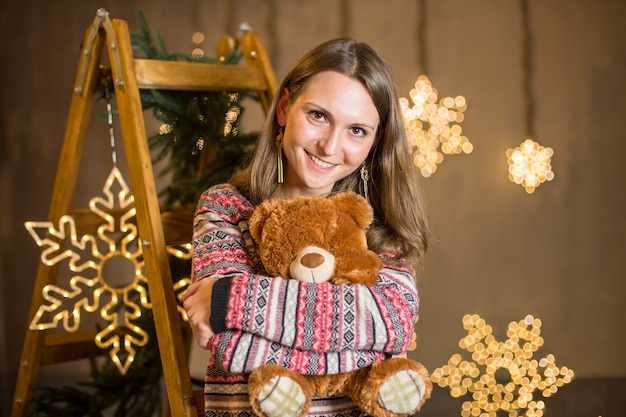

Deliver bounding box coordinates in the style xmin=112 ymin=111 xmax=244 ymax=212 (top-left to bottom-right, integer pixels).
xmin=257 ymin=375 xmax=306 ymax=417
xmin=377 ymin=369 xmax=427 ymax=414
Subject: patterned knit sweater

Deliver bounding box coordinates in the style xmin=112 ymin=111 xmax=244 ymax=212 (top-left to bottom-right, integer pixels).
xmin=192 ymin=184 xmax=420 ymax=416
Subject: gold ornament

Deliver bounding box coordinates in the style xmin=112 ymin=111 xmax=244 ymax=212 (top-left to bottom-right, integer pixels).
xmin=431 ymin=314 xmax=573 ymax=417
xmin=25 ymin=166 xmax=191 ymax=374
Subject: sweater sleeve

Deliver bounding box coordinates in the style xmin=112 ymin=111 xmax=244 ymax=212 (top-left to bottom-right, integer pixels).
xmin=223 ymin=264 xmax=418 ymax=355
xmin=192 ymin=185 xmax=419 ymax=375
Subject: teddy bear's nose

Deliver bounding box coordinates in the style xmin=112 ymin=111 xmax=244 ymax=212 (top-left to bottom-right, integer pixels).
xmin=300 ymin=252 xmax=325 ymax=268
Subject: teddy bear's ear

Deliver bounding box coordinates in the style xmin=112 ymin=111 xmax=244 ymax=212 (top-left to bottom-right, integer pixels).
xmin=249 ymin=198 xmax=282 ymax=242
xmin=331 ymin=192 xmax=374 ymax=228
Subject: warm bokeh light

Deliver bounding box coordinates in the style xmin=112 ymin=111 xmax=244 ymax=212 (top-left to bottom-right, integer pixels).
xmin=192 ymin=31 xmax=204 ymax=44
xmin=432 ymin=314 xmax=574 ymax=417
xmin=506 ymin=138 xmax=554 ymax=193
xmin=191 ymin=31 xmax=205 ymax=56
xmin=400 ymin=75 xmax=472 ymax=177
xmin=224 ymin=93 xmax=241 ymax=135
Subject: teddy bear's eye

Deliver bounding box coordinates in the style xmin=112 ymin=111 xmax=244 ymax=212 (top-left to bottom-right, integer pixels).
xmin=329 ymin=245 xmax=334 ymax=253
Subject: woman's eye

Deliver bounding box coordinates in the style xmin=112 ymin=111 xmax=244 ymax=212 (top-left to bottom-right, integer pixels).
xmin=308 ymin=110 xmax=325 ymax=121
xmin=351 ymin=127 xmax=368 ymax=137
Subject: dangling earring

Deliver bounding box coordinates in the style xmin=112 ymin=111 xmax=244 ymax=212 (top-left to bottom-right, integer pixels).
xmin=276 ymin=128 xmax=284 ymax=184
xmin=360 ymin=161 xmax=369 ymax=203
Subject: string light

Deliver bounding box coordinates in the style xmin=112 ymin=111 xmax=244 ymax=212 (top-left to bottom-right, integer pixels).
xmin=403 ymin=0 xmax=472 ymax=177
xmin=190 ymin=0 xmax=204 ymax=56
xmin=508 ymin=0 xmax=555 ymax=193
xmin=432 ymin=314 xmax=574 ymax=417
xmin=25 ymin=167 xmax=191 ymax=374
xmin=224 ymin=93 xmax=241 ymax=136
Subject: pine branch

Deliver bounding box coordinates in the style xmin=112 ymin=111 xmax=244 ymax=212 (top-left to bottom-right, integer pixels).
xmin=130 ymin=10 xmax=257 ymax=207
xmin=28 ymin=311 xmax=163 ymax=417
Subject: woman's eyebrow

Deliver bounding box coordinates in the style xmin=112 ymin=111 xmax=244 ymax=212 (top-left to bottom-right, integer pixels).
xmin=305 ymin=101 xmax=377 ymax=131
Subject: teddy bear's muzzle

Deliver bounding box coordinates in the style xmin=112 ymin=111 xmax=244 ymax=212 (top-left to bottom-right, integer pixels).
xmin=289 ymin=246 xmax=335 ymax=283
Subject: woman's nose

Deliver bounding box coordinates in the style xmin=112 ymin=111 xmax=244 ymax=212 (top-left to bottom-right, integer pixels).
xmin=319 ymin=128 xmax=341 ymax=155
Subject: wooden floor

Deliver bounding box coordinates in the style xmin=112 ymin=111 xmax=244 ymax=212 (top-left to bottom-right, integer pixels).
xmin=419 ymin=377 xmax=626 ymax=417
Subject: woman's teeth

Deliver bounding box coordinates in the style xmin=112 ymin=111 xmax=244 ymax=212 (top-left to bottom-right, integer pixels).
xmin=309 ymin=153 xmax=334 ymax=169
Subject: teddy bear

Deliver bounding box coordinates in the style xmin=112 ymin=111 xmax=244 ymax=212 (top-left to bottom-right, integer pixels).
xmin=246 ymin=192 xmax=432 ymax=417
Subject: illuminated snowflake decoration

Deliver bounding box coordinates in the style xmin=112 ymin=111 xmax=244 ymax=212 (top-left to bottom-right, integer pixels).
xmin=432 ymin=314 xmax=574 ymax=417
xmin=506 ymin=138 xmax=554 ymax=194
xmin=400 ymin=75 xmax=472 ymax=177
xmin=25 ymin=166 xmax=191 ymax=374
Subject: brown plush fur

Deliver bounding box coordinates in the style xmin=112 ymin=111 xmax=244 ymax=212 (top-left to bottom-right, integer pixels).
xmin=247 ymin=193 xmax=432 ymax=417
xmin=249 ymin=192 xmax=382 ymax=285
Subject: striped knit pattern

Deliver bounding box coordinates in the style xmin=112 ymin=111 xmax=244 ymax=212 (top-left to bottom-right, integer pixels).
xmin=193 ymin=184 xmax=420 ymax=415
xmin=205 ymin=366 xmax=370 ymax=417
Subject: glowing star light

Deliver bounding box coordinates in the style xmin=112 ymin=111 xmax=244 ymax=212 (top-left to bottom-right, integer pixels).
xmin=400 ymin=75 xmax=472 ymax=177
xmin=506 ymin=138 xmax=554 ymax=193
xmin=432 ymin=314 xmax=573 ymax=417
xmin=25 ymin=166 xmax=191 ymax=374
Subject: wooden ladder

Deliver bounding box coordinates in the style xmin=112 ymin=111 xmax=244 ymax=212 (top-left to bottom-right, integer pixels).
xmin=11 ymin=9 xmax=276 ymax=417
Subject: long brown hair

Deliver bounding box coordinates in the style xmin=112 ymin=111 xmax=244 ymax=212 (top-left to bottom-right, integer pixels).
xmin=230 ymin=38 xmax=431 ymax=269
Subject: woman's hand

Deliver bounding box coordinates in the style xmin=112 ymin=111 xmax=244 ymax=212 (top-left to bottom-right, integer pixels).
xmin=182 ymin=278 xmax=216 ymax=349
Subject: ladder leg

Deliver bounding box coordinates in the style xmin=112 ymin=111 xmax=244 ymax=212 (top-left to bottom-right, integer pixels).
xmin=110 ymin=19 xmax=197 ymax=417
xmin=11 ymin=26 xmax=105 ymax=417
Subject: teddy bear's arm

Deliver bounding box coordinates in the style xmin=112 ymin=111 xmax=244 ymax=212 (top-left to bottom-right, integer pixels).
xmin=329 ymin=208 xmax=383 ymax=285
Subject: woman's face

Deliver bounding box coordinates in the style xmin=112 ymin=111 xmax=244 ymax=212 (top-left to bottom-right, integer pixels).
xmin=276 ymin=71 xmax=379 ymax=198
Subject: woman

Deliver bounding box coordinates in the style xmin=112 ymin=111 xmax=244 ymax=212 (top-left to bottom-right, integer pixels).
xmin=182 ymin=38 xmax=431 ymax=416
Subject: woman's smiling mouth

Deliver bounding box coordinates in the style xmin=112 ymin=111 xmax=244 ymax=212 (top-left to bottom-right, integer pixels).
xmin=307 ymin=151 xmax=336 ymax=169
